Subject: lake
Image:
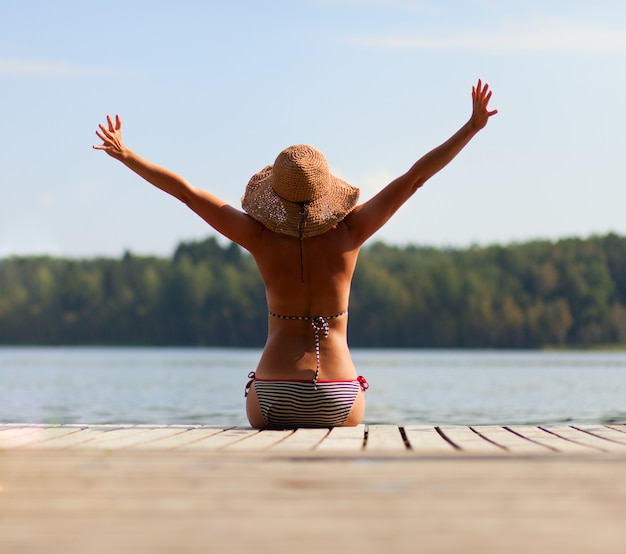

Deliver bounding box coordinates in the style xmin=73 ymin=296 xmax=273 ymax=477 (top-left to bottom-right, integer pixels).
xmin=1 ymin=347 xmax=625 ymax=426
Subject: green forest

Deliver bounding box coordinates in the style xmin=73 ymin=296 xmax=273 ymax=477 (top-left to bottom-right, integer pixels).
xmin=1 ymin=233 xmax=626 ymax=349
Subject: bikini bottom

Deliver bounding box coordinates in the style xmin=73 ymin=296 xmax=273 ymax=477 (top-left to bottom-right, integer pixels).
xmin=245 ymin=372 xmax=369 ymax=429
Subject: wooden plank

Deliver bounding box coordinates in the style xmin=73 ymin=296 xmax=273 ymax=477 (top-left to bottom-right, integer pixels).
xmin=96 ymin=427 xmax=196 ymax=449
xmin=68 ymin=427 xmax=160 ymax=450
xmin=365 ymin=425 xmax=407 ymax=451
xmin=473 ymin=426 xmax=556 ymax=454
xmin=224 ymin=429 xmax=295 ymax=451
xmin=177 ymin=427 xmax=260 ymax=450
xmin=607 ymin=424 xmax=626 ymax=433
xmin=269 ymin=428 xmax=330 ymax=451
xmin=436 ymin=425 xmax=505 ymax=453
xmin=131 ymin=426 xmax=228 ymax=450
xmin=506 ymin=426 xmax=602 ymax=453
xmin=0 ymin=425 xmax=48 ymax=435
xmin=9 ymin=425 xmax=86 ymax=449
xmin=570 ymin=425 xmax=626 ymax=446
xmin=403 ymin=425 xmax=457 ymax=453
xmin=541 ymin=425 xmax=626 ymax=453
xmin=0 ymin=425 xmax=54 ymax=446
xmin=315 ymin=424 xmax=365 ymax=451
xmin=0 ymin=424 xmax=56 ymax=429
xmin=20 ymin=426 xmax=121 ymax=450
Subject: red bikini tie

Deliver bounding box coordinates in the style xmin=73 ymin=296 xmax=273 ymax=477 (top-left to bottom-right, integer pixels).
xmin=244 ymin=371 xmax=256 ymax=397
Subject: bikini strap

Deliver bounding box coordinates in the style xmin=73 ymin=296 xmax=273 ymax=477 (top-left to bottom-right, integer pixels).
xmin=267 ymin=311 xmax=348 ymax=322
xmin=245 ymin=371 xmax=369 ymax=395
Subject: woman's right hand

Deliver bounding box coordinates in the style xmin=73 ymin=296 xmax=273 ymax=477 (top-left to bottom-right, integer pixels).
xmin=93 ymin=114 xmax=127 ymax=160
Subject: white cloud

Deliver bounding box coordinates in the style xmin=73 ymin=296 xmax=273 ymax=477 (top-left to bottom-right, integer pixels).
xmin=0 ymin=58 xmax=128 ymax=77
xmin=352 ymin=21 xmax=626 ymax=54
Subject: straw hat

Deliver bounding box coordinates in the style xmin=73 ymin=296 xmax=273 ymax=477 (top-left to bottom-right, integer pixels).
xmin=241 ymin=144 xmax=360 ymax=238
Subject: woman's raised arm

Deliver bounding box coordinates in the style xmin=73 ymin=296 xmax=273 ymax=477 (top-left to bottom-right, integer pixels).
xmin=93 ymin=115 xmax=262 ymax=248
xmin=347 ymin=80 xmax=497 ymax=245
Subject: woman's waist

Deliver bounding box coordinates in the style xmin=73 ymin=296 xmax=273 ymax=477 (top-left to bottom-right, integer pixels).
xmin=265 ymin=325 xmax=349 ymax=349
xmin=255 ymin=348 xmax=357 ymax=381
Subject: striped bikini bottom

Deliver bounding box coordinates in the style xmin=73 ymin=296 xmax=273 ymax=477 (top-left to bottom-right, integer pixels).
xmin=245 ymin=372 xmax=369 ymax=429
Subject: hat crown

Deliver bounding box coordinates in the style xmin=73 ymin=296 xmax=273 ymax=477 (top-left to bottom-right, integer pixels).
xmin=271 ymin=145 xmax=329 ymax=203
xmin=241 ymin=144 xmax=359 ymax=238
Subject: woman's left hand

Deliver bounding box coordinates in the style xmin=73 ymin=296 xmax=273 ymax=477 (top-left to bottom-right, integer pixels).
xmin=469 ymin=79 xmax=498 ymax=130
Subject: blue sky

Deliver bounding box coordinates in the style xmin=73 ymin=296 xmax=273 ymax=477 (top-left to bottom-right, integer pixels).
xmin=2 ymin=0 xmax=625 ymax=258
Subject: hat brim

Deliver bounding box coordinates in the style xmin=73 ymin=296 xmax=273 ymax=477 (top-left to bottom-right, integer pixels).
xmin=241 ymin=165 xmax=360 ymax=238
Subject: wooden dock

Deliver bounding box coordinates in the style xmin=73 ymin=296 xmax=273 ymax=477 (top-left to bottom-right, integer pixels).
xmin=2 ymin=423 xmax=626 ymax=553
xmin=2 ymin=422 xmax=626 ymax=454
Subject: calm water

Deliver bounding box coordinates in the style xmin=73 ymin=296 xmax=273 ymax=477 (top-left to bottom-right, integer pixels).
xmin=1 ymin=347 xmax=625 ymax=426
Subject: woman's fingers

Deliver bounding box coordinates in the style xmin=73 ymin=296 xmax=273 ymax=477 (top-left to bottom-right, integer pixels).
xmin=93 ymin=115 xmax=122 ymax=150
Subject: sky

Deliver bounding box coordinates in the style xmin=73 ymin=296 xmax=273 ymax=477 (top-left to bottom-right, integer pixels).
xmin=1 ymin=0 xmax=626 ymax=259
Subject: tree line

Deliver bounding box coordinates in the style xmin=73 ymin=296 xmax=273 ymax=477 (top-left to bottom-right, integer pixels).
xmin=1 ymin=233 xmax=626 ymax=348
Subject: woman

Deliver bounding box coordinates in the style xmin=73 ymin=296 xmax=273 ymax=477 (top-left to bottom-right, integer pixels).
xmin=94 ymin=79 xmax=497 ymax=429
